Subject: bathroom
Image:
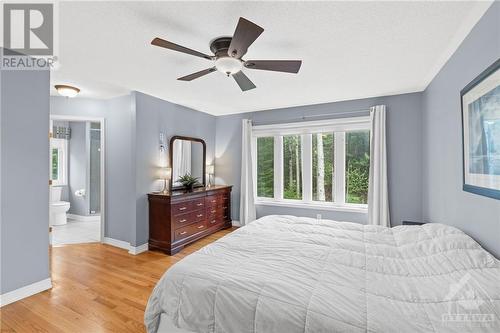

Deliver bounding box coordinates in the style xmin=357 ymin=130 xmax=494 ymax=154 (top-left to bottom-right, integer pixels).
xmin=49 ymin=119 xmax=102 ymax=245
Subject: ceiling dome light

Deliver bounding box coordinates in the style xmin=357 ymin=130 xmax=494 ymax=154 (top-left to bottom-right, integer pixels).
xmin=215 ymin=57 xmax=243 ymax=76
xmin=55 ymin=85 xmax=80 ymax=98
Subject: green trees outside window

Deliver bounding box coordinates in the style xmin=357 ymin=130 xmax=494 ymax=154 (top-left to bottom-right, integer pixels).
xmin=257 ymin=137 xmax=274 ymax=198
xmin=346 ymin=131 xmax=370 ymax=204
xmin=283 ymin=135 xmax=302 ymax=200
xmin=52 ymin=148 xmax=59 ymax=181
xmin=255 ymin=128 xmax=370 ymax=206
xmin=312 ymin=133 xmax=334 ymax=202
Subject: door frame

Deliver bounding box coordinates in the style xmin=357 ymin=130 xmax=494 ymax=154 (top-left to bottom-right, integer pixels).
xmin=50 ymin=114 xmax=106 ymax=243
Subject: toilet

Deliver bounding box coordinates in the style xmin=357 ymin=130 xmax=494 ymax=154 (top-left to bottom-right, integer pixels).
xmin=50 ymin=187 xmax=70 ymax=226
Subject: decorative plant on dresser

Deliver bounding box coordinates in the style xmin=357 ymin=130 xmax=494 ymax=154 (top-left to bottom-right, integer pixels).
xmin=148 ymin=135 xmax=231 ymax=255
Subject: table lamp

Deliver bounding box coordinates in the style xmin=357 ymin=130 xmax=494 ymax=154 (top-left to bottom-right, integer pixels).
xmin=159 ymin=167 xmax=172 ymax=194
xmin=206 ymin=164 xmax=214 ymax=187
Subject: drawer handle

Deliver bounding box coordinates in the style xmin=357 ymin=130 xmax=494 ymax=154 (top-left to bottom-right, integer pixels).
xmin=179 ymin=219 xmax=187 ymax=223
xmin=196 ymin=203 xmax=203 ymax=206
xmin=211 ymin=220 xmax=216 ymax=224
xmin=180 ymin=231 xmax=187 ymax=235
xmin=197 ymin=214 xmax=203 ymax=218
xmin=197 ymin=225 xmax=204 ymax=229
xmin=179 ymin=207 xmax=187 ymax=211
xmin=211 ymin=200 xmax=216 ymax=203
xmin=223 ymin=206 xmax=228 ymax=209
xmin=224 ymin=216 xmax=227 ymax=219
xmin=211 ymin=210 xmax=216 ymax=213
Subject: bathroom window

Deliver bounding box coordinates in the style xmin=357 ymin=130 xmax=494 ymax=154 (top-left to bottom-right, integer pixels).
xmin=51 ymin=138 xmax=68 ymax=186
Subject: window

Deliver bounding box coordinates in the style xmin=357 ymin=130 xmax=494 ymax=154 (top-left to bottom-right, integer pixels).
xmin=346 ymin=131 xmax=370 ymax=204
xmin=283 ymin=135 xmax=302 ymax=200
xmin=253 ymin=117 xmax=370 ymax=211
xmin=313 ymin=133 xmax=334 ymax=202
xmin=256 ymin=137 xmax=274 ymax=198
xmin=51 ymin=138 xmax=67 ymax=186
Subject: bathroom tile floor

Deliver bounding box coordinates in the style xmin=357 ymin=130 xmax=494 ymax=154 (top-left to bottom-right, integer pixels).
xmin=52 ymin=219 xmax=100 ymax=245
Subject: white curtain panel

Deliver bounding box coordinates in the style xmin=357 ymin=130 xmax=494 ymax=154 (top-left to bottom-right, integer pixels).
xmin=240 ymin=119 xmax=256 ymax=226
xmin=368 ymin=105 xmax=391 ymax=227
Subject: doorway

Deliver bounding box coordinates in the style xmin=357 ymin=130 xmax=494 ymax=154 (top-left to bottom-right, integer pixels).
xmin=49 ymin=115 xmax=105 ymax=245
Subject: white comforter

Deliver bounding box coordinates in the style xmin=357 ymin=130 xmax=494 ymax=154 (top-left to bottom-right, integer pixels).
xmin=145 ymin=215 xmax=500 ymax=333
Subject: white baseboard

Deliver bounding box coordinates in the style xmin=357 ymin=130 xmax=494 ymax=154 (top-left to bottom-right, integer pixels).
xmin=67 ymin=214 xmax=100 ymax=222
xmin=129 ymin=243 xmax=148 ymax=255
xmin=232 ymin=220 xmax=242 ymax=227
xmin=0 ymin=278 xmax=52 ymax=307
xmin=103 ymin=237 xmax=148 ymax=255
xmin=103 ymin=237 xmax=130 ymax=250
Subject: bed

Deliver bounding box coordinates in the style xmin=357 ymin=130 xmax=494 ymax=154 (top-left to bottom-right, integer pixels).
xmin=145 ymin=215 xmax=500 ymax=333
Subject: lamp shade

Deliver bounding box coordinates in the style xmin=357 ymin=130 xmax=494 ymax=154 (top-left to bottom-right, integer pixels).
xmin=206 ymin=165 xmax=214 ymax=175
xmin=158 ymin=167 xmax=172 ymax=179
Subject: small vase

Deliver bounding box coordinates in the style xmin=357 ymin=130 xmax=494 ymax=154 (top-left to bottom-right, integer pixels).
xmin=185 ymin=184 xmax=194 ymax=192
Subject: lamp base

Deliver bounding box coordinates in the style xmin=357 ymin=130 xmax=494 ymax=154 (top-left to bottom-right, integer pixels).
xmin=160 ymin=178 xmax=170 ymax=194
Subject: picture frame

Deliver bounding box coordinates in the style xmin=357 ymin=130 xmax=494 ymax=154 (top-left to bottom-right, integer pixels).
xmin=461 ymin=58 xmax=500 ymax=200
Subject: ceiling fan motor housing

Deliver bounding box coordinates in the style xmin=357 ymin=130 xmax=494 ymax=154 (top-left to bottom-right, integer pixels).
xmin=210 ymin=37 xmax=233 ymax=57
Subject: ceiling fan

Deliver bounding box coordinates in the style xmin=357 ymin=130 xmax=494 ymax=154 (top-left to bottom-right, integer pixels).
xmin=151 ymin=17 xmax=302 ymax=92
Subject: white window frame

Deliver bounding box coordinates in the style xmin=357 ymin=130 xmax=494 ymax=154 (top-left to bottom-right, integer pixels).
xmin=51 ymin=138 xmax=68 ymax=186
xmin=253 ymin=116 xmax=370 ymax=213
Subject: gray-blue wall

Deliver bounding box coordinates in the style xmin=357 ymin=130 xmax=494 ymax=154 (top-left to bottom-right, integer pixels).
xmin=50 ymin=95 xmax=136 ymax=244
xmin=1 ymin=68 xmax=50 ymax=294
xmin=215 ymin=92 xmax=423 ymax=226
xmin=134 ymin=92 xmax=216 ymax=246
xmin=68 ymin=121 xmax=88 ymax=216
xmin=422 ymin=2 xmax=500 ymax=257
xmin=51 ymin=92 xmax=217 ymax=247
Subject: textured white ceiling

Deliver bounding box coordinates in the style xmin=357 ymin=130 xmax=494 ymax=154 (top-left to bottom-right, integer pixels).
xmin=51 ymin=1 xmax=492 ymax=115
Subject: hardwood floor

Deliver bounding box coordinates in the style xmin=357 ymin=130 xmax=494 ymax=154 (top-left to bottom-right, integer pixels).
xmin=0 ymin=227 xmax=237 ymax=333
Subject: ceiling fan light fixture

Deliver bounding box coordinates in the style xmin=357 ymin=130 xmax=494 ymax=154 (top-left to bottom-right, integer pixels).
xmin=55 ymin=84 xmax=80 ymax=98
xmin=151 ymin=17 xmax=301 ymax=91
xmin=215 ymin=57 xmax=243 ymax=76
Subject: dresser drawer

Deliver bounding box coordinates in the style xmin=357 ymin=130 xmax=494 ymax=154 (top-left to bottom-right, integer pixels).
xmin=172 ymin=201 xmax=191 ymax=215
xmin=205 ymin=195 xmax=219 ymax=207
xmin=173 ymin=210 xmax=205 ymax=228
xmin=206 ymin=206 xmax=218 ymax=216
xmin=207 ymin=215 xmax=221 ymax=227
xmin=221 ymin=192 xmax=230 ymax=201
xmin=174 ymin=221 xmax=207 ymax=241
xmin=221 ymin=207 xmax=230 ymax=220
xmin=192 ymin=197 xmax=205 ymax=209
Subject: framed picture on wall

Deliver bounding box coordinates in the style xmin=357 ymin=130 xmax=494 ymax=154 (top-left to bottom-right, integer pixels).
xmin=461 ymin=58 xmax=500 ymax=200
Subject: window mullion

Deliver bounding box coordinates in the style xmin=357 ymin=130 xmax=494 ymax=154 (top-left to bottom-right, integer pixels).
xmin=252 ymin=136 xmax=258 ymax=200
xmin=302 ymin=134 xmax=312 ymax=202
xmin=334 ymin=132 xmax=346 ymax=203
xmin=274 ymin=136 xmax=283 ymax=200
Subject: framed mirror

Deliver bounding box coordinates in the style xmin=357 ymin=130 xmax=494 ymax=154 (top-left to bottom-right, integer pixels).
xmin=170 ymin=136 xmax=206 ymax=190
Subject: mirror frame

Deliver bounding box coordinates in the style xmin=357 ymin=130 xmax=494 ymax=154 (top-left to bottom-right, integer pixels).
xmin=169 ymin=135 xmax=206 ymax=190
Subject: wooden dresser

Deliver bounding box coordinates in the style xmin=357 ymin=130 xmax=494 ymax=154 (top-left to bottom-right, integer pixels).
xmin=148 ymin=185 xmax=232 ymax=255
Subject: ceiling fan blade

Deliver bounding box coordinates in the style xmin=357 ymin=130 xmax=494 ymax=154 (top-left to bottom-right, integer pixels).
xmin=232 ymin=71 xmax=256 ymax=91
xmin=228 ymin=18 xmax=264 ymax=59
xmin=152 ymin=37 xmax=213 ymax=60
xmin=178 ymin=67 xmax=217 ymax=81
xmin=244 ymin=60 xmax=302 ymax=73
